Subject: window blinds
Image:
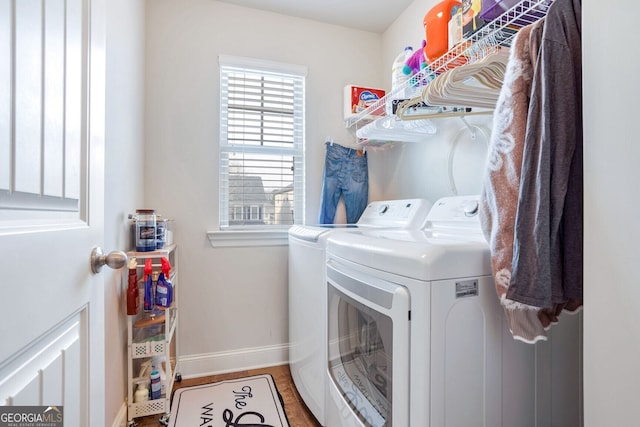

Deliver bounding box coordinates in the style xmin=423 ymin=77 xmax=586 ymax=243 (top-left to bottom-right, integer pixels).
xmin=219 ymin=57 xmax=305 ymax=228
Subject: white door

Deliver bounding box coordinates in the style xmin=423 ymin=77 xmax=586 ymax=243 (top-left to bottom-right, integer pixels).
xmin=0 ymin=0 xmax=106 ymax=426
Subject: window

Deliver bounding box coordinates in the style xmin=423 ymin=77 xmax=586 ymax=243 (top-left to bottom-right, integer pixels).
xmin=218 ymin=56 xmax=306 ymax=234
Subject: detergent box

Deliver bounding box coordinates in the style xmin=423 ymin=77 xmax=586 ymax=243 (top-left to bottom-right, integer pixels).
xmin=344 ymin=85 xmax=386 ymax=120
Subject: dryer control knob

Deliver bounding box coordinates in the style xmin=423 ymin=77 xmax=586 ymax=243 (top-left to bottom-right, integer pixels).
xmin=378 ymin=204 xmax=389 ymax=215
xmin=463 ymin=200 xmax=479 ymax=217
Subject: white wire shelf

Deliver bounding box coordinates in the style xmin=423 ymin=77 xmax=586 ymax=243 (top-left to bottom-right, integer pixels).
xmin=345 ymin=0 xmax=554 ymax=129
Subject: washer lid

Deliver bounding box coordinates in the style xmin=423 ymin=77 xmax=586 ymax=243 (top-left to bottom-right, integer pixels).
xmin=326 ymin=229 xmax=490 ymax=281
xmin=288 ymin=224 xmax=357 ymax=242
xmin=288 ymin=198 xmax=432 ymax=243
xmin=326 ymin=196 xmax=491 ymax=281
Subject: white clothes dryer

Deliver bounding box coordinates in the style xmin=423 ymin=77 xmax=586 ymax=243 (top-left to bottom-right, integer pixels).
xmin=324 ymin=196 xmax=583 ymax=427
xmin=288 ymin=199 xmax=432 ymax=426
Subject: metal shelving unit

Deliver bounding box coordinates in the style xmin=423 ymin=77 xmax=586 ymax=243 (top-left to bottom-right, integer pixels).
xmin=126 ymin=244 xmax=181 ymax=427
xmin=345 ymin=0 xmax=554 ymax=131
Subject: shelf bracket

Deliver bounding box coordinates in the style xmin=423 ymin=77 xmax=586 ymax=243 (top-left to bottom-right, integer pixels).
xmin=459 ymin=116 xmax=477 ymax=139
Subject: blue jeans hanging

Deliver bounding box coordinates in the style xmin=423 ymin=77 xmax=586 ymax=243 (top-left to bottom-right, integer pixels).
xmin=318 ymin=142 xmax=369 ymax=224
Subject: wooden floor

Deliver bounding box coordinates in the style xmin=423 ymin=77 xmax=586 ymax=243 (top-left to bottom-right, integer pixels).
xmin=133 ymin=364 xmax=322 ymax=427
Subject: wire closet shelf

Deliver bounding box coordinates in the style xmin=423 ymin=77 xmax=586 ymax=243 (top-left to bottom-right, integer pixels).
xmin=344 ymin=0 xmax=554 ymax=129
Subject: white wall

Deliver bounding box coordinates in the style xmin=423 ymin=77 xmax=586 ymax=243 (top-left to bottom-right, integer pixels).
xmin=104 ymin=0 xmax=146 ymax=424
xmin=144 ymin=0 xmax=384 ymax=375
xmin=583 ymin=1 xmax=640 ymax=425
xmin=379 ymin=0 xmax=493 ymax=203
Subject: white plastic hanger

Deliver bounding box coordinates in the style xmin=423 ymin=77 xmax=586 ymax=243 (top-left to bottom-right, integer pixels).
xmin=422 ymin=48 xmax=509 ymax=109
xmin=393 ymin=48 xmax=508 ymax=121
xmin=355 ymin=115 xmax=437 ymax=143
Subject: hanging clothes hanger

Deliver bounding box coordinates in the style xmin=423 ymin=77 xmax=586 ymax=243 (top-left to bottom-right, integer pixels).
xmin=393 ymin=45 xmax=508 ymax=121
xmin=421 ymin=48 xmax=509 ymax=109
xmin=355 ymin=114 xmax=437 ymax=143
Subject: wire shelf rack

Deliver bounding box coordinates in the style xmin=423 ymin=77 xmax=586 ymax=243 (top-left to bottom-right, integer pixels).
xmin=345 ymin=0 xmax=554 ymax=129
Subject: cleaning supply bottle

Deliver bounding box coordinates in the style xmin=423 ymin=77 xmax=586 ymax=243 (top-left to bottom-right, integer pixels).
xmin=126 ymin=257 xmax=139 ymax=315
xmin=423 ymin=0 xmax=462 ymax=63
xmin=388 ymin=46 xmax=414 ymax=114
xmin=143 ymin=258 xmax=154 ymax=312
xmin=152 ymin=356 xmax=167 ymax=395
xmin=155 ymin=257 xmax=173 ymax=308
xmin=134 ymin=382 xmax=149 ymax=403
xmin=150 ymin=365 xmax=161 ymax=400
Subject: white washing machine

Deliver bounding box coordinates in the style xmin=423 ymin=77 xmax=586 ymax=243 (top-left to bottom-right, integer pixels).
xmin=288 ymin=199 xmax=432 ymax=426
xmin=325 ymin=195 xmax=583 ymax=427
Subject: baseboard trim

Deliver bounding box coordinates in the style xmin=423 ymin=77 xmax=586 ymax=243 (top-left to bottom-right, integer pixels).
xmin=112 ymin=402 xmax=127 ymax=427
xmin=177 ymin=343 xmax=290 ymax=379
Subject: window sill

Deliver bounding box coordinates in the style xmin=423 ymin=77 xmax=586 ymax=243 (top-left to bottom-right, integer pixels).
xmin=207 ymin=229 xmax=289 ymax=248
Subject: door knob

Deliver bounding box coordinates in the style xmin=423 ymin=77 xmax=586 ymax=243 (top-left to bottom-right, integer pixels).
xmin=91 ymin=247 xmax=128 ymax=274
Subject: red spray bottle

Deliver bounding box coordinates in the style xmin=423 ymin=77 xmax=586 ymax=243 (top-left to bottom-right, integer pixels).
xmin=126 ymin=257 xmax=139 ymax=315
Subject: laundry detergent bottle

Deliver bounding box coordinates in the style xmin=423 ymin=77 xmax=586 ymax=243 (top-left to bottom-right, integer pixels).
xmin=392 ymin=47 xmax=413 ymax=94
xmin=423 ymin=0 xmax=462 ymax=62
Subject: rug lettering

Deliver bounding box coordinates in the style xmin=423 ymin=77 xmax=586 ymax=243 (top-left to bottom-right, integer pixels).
xmin=222 ymin=409 xmax=274 ymax=427
xmin=172 ymin=375 xmax=288 ymax=427
xmin=201 ymin=402 xmax=215 ymax=426
xmin=233 ymin=386 xmax=253 ymax=410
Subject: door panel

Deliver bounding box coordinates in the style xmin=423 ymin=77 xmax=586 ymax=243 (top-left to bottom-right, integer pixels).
xmin=2 ymin=0 xmax=83 ymax=213
xmin=0 ymin=1 xmax=10 ymax=187
xmin=0 ymin=0 xmax=105 ymax=425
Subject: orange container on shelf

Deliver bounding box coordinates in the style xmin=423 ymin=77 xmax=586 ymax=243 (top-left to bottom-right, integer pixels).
xmin=423 ymin=0 xmax=462 ymax=63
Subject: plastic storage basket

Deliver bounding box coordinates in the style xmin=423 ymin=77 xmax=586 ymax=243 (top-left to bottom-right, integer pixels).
xmin=480 ymin=0 xmax=519 ymax=19
xmin=480 ymin=0 xmax=547 ymax=23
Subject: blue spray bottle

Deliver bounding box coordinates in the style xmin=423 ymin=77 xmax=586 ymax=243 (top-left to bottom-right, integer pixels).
xmin=143 ymin=258 xmax=153 ymax=312
xmin=150 ymin=364 xmax=161 ymax=399
xmin=155 ymin=257 xmax=173 ymax=308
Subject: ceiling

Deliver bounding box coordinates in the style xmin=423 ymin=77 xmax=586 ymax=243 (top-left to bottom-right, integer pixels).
xmin=216 ymin=0 xmax=414 ymax=33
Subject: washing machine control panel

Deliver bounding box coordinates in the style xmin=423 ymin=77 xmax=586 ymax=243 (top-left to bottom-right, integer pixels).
xmin=378 ymin=204 xmax=389 ymax=215
xmin=358 ymin=198 xmax=432 ymax=228
xmin=423 ymin=196 xmax=485 ymax=241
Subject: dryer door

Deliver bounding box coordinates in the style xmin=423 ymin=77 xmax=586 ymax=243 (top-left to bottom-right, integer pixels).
xmin=326 ymin=259 xmax=410 ymax=427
